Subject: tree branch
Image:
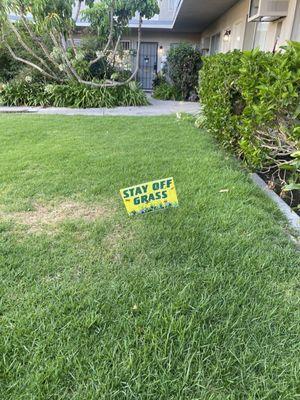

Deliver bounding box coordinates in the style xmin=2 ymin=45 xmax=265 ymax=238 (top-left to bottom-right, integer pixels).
xmin=78 ymin=13 xmax=143 ymax=88
xmin=73 ymin=0 xmax=83 ymax=24
xmin=20 ymin=15 xmax=62 ymax=72
xmin=8 ymin=20 xmax=58 ymax=78
xmin=89 ymin=1 xmax=115 ymax=66
xmin=69 ymin=33 xmax=78 ymax=56
xmin=4 ymin=42 xmax=63 ymax=82
xmin=111 ymin=34 xmax=122 ymax=63
xmin=50 ymin=31 xmax=85 ymax=83
xmin=49 ymin=31 xmax=74 ymax=80
xmin=68 ymin=0 xmax=84 ymax=56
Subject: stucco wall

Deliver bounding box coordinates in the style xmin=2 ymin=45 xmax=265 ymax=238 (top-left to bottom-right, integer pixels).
xmin=199 ymin=0 xmax=249 ymax=53
xmin=277 ymin=0 xmax=299 ymax=45
xmin=199 ymin=0 xmax=300 ymax=54
xmin=123 ymin=30 xmax=201 ymax=72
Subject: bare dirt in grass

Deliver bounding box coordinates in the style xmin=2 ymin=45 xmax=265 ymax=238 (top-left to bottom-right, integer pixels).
xmin=0 ymin=200 xmax=114 ymax=234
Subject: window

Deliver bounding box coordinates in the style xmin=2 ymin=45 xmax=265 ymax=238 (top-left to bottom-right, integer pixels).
xmin=210 ymin=33 xmax=221 ymax=55
xmin=243 ymin=15 xmax=257 ymax=50
xmin=201 ymin=37 xmax=210 ymax=55
xmin=170 ymin=43 xmax=180 ymax=49
xmin=120 ymin=41 xmax=131 ymax=51
xmin=232 ymin=20 xmax=244 ymax=50
xmin=253 ymin=21 xmax=269 ymax=50
xmin=249 ymin=0 xmax=260 ymax=19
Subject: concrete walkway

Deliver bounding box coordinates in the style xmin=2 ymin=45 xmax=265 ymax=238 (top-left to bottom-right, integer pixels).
xmin=0 ymin=97 xmax=200 ymax=117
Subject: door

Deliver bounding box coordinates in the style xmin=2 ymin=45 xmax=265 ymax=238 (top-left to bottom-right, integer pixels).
xmin=138 ymin=42 xmax=158 ymax=90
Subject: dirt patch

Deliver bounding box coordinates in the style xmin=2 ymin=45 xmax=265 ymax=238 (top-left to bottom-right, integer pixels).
xmin=0 ymin=200 xmax=113 ymax=234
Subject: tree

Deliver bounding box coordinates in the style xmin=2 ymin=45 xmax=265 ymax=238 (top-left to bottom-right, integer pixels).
xmin=0 ymin=0 xmax=159 ymax=87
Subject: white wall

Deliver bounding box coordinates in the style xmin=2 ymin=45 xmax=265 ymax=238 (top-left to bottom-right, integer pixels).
xmin=278 ymin=0 xmax=300 ymax=44
xmin=199 ymin=0 xmax=249 ymax=54
xmin=199 ymin=0 xmax=300 ymax=54
xmin=123 ymin=30 xmax=201 ymax=72
xmin=291 ymin=0 xmax=300 ymax=40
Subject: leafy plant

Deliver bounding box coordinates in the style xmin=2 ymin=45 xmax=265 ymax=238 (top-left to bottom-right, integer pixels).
xmin=0 ymin=0 xmax=159 ymax=87
xmin=0 ymin=80 xmax=148 ymax=108
xmin=0 ymin=45 xmax=22 ymax=82
xmin=165 ymin=43 xmax=202 ymax=100
xmin=153 ymin=82 xmax=182 ymax=101
xmin=152 ymin=73 xmax=167 ymax=89
xmin=199 ymin=44 xmax=300 ymax=208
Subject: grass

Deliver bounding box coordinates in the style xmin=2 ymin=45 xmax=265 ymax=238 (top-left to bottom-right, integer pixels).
xmin=0 ymin=115 xmax=299 ymax=400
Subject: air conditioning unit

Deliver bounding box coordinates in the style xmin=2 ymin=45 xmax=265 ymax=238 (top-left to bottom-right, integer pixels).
xmin=248 ymin=0 xmax=290 ymax=22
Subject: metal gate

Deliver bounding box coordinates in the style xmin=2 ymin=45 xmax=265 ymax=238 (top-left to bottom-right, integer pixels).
xmin=138 ymin=42 xmax=158 ymax=90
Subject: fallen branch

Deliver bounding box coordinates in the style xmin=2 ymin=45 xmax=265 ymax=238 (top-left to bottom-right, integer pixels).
xmin=4 ymin=42 xmax=62 ymax=82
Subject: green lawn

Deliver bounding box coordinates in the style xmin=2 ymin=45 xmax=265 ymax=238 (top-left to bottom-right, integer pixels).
xmin=0 ymin=115 xmax=299 ymax=400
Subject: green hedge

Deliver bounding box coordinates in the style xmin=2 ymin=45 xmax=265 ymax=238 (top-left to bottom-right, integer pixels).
xmin=153 ymin=82 xmax=182 ymax=101
xmin=0 ymin=81 xmax=148 ymax=108
xmin=199 ymin=43 xmax=300 ymax=196
xmin=166 ymin=43 xmax=202 ymax=100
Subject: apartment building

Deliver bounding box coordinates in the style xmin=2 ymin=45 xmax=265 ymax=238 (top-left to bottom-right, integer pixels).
xmin=125 ymin=0 xmax=300 ymax=88
xmin=123 ymin=0 xmax=201 ymax=89
xmin=9 ymin=0 xmax=300 ymax=89
xmin=195 ymin=0 xmax=300 ymax=55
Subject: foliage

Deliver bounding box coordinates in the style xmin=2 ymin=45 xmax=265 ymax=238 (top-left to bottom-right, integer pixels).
xmin=153 ymin=82 xmax=182 ymax=101
xmin=199 ymin=43 xmax=300 ymax=206
xmin=152 ymin=73 xmax=181 ymax=101
xmin=0 ymin=0 xmax=159 ymax=87
xmin=0 ymin=45 xmax=22 ymax=82
xmin=165 ymin=43 xmax=202 ymax=100
xmin=152 ymin=73 xmax=167 ymax=89
xmin=0 ymin=80 xmax=148 ymax=108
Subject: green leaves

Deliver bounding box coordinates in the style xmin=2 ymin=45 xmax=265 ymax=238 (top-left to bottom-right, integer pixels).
xmin=0 ymin=0 xmax=159 ymax=86
xmin=165 ymin=43 xmax=202 ymax=100
xmin=283 ymin=183 xmax=300 ymax=192
xmin=199 ymin=45 xmax=300 ymax=200
xmin=0 ymin=80 xmax=148 ymax=107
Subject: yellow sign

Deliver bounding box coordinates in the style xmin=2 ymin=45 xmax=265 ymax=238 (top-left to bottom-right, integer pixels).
xmin=120 ymin=177 xmax=179 ymax=216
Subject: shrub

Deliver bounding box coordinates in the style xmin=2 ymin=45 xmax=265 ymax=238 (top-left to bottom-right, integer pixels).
xmin=0 ymin=46 xmax=22 ymax=82
xmin=152 ymin=73 xmax=181 ymax=101
xmin=0 ymin=81 xmax=148 ymax=108
xmin=153 ymin=82 xmax=182 ymax=101
xmin=153 ymin=73 xmax=168 ymax=89
xmin=0 ymin=82 xmax=48 ymax=106
xmin=165 ymin=43 xmax=202 ymax=100
xmin=199 ymin=43 xmax=300 ymax=209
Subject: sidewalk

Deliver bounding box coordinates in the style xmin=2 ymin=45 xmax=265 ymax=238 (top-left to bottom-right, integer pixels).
xmin=0 ymin=97 xmax=200 ymax=117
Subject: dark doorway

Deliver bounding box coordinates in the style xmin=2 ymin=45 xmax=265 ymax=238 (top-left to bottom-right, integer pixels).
xmin=138 ymin=42 xmax=158 ymax=90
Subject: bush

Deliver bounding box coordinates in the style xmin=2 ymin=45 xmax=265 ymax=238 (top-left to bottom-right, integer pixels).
xmin=153 ymin=82 xmax=182 ymax=101
xmin=0 ymin=46 xmax=22 ymax=82
xmin=0 ymin=80 xmax=148 ymax=108
xmin=199 ymin=43 xmax=300 ymax=209
xmin=165 ymin=43 xmax=202 ymax=100
xmin=153 ymin=73 xmax=168 ymax=89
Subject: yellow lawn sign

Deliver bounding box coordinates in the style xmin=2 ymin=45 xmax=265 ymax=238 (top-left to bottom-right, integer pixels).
xmin=120 ymin=177 xmax=179 ymax=216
